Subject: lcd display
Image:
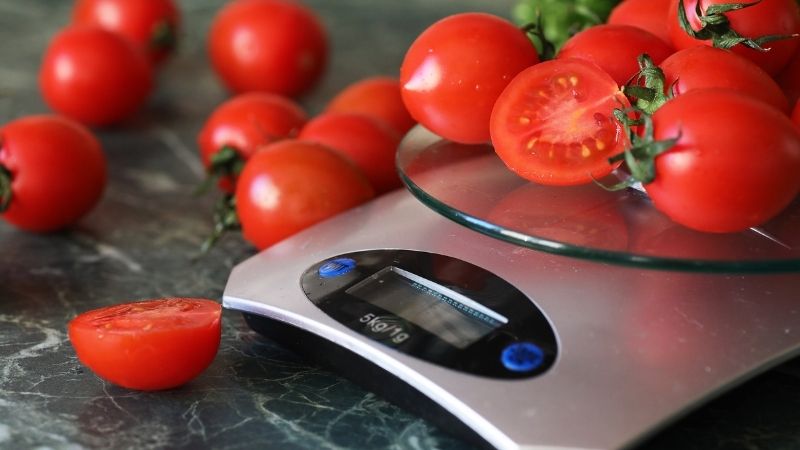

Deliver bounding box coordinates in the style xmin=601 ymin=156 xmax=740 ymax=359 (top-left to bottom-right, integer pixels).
xmin=345 ymin=266 xmax=507 ymax=349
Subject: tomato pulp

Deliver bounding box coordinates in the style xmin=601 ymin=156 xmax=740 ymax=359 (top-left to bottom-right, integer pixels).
xmin=490 ymin=59 xmax=630 ymax=186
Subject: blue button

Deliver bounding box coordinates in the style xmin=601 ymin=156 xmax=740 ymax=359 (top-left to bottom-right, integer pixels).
xmin=501 ymin=342 xmax=544 ymax=373
xmin=318 ymin=258 xmax=357 ymax=278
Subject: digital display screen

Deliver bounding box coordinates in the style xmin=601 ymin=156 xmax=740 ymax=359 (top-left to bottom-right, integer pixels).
xmin=345 ymin=266 xmax=507 ymax=349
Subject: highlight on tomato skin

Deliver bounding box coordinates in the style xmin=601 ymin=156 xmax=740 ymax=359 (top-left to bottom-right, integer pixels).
xmin=68 ymin=298 xmax=222 ymax=391
xmin=490 ymin=58 xmax=630 ymax=186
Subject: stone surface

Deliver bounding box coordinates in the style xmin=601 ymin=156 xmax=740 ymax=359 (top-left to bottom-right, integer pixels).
xmin=0 ymin=1 xmax=799 ymax=449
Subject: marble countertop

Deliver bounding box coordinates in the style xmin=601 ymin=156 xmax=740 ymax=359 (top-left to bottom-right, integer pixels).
xmin=1 ymin=1 xmax=799 ymax=449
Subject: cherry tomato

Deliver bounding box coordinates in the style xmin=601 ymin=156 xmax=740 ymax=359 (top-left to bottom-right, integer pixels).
xmin=235 ymin=140 xmax=374 ymax=250
xmin=777 ymin=46 xmax=800 ymax=106
xmin=660 ymin=46 xmax=789 ymax=113
xmin=325 ymin=76 xmax=416 ymax=136
xmin=72 ymin=0 xmax=180 ymax=65
xmin=792 ymin=100 xmax=800 ymax=130
xmin=667 ymin=0 xmax=800 ymax=76
xmin=198 ymin=92 xmax=307 ymax=193
xmin=208 ymin=0 xmax=327 ymax=97
xmin=68 ymin=298 xmax=221 ymax=391
xmin=298 ymin=112 xmax=401 ymax=194
xmin=645 ymin=89 xmax=800 ymax=233
xmin=39 ymin=26 xmax=153 ymax=126
xmin=608 ymin=0 xmax=673 ymax=44
xmin=0 ymin=115 xmax=106 ymax=232
xmin=557 ymin=24 xmax=674 ymax=87
xmin=490 ymin=58 xmax=630 ymax=186
xmin=400 ymin=13 xmax=539 ymax=144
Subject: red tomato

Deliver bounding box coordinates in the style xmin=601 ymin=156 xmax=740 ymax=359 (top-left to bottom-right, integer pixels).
xmin=39 ymin=26 xmax=153 ymax=126
xmin=298 ymin=112 xmax=401 ymax=194
xmin=608 ymin=0 xmax=673 ymax=44
xmin=645 ymin=89 xmax=800 ymax=233
xmin=777 ymin=47 xmax=800 ymax=106
xmin=557 ymin=24 xmax=674 ymax=87
xmin=235 ymin=140 xmax=374 ymax=250
xmin=660 ymin=46 xmax=789 ymax=113
xmin=197 ymin=92 xmax=307 ymax=192
xmin=400 ymin=13 xmax=539 ymax=144
xmin=0 ymin=115 xmax=106 ymax=232
xmin=72 ymin=0 xmax=180 ymax=65
xmin=667 ymin=0 xmax=800 ymax=76
xmin=490 ymin=58 xmax=630 ymax=186
xmin=208 ymin=0 xmax=327 ymax=97
xmin=793 ymin=100 xmax=800 ymax=129
xmin=325 ymin=76 xmax=416 ymax=136
xmin=68 ymin=298 xmax=221 ymax=391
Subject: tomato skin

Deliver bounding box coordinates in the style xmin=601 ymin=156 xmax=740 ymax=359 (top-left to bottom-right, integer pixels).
xmin=208 ymin=0 xmax=327 ymax=97
xmin=792 ymin=100 xmax=800 ymax=129
xmin=777 ymin=47 xmax=800 ymax=106
xmin=0 ymin=115 xmax=106 ymax=232
xmin=667 ymin=0 xmax=800 ymax=76
xmin=557 ymin=24 xmax=674 ymax=87
xmin=298 ymin=112 xmax=401 ymax=194
xmin=608 ymin=0 xmax=673 ymax=44
xmin=235 ymin=140 xmax=375 ymax=250
xmin=72 ymin=0 xmax=180 ymax=65
xmin=197 ymin=92 xmax=307 ymax=192
xmin=39 ymin=26 xmax=153 ymax=126
xmin=400 ymin=13 xmax=539 ymax=144
xmin=490 ymin=58 xmax=630 ymax=186
xmin=68 ymin=298 xmax=221 ymax=391
xmin=660 ymin=46 xmax=789 ymax=113
xmin=325 ymin=77 xmax=416 ymax=136
xmin=646 ymin=89 xmax=800 ymax=233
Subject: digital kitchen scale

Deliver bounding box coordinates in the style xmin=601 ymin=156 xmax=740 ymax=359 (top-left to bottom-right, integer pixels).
xmin=223 ymin=126 xmax=800 ymax=450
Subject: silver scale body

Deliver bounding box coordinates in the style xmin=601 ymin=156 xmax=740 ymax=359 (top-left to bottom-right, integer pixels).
xmin=223 ymin=182 xmax=800 ymax=450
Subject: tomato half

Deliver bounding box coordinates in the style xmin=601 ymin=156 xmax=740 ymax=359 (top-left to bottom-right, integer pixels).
xmin=0 ymin=115 xmax=106 ymax=232
xmin=39 ymin=26 xmax=153 ymax=126
xmin=325 ymin=76 xmax=416 ymax=136
xmin=646 ymin=89 xmax=800 ymax=232
xmin=208 ymin=0 xmax=327 ymax=97
xmin=667 ymin=0 xmax=800 ymax=76
xmin=608 ymin=0 xmax=673 ymax=44
xmin=490 ymin=58 xmax=630 ymax=186
xmin=68 ymin=298 xmax=222 ymax=391
xmin=557 ymin=24 xmax=674 ymax=87
xmin=298 ymin=112 xmax=401 ymax=194
xmin=235 ymin=140 xmax=374 ymax=250
xmin=400 ymin=12 xmax=539 ymax=144
xmin=72 ymin=0 xmax=180 ymax=65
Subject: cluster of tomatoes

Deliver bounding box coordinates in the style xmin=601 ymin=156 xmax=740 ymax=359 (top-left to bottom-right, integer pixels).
xmin=399 ymin=0 xmax=800 ymax=234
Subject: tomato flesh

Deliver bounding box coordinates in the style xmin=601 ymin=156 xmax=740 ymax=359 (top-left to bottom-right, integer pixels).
xmin=68 ymin=298 xmax=222 ymax=391
xmin=490 ymin=59 xmax=629 ymax=186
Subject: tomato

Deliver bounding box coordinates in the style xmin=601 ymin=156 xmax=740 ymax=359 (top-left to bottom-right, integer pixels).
xmin=660 ymin=46 xmax=789 ymax=113
xmin=235 ymin=140 xmax=374 ymax=250
xmin=644 ymin=89 xmax=800 ymax=233
xmin=0 ymin=115 xmax=106 ymax=232
xmin=39 ymin=26 xmax=153 ymax=126
xmin=208 ymin=0 xmax=327 ymax=97
xmin=793 ymin=100 xmax=800 ymax=130
xmin=325 ymin=76 xmax=416 ymax=136
xmin=667 ymin=0 xmax=800 ymax=76
xmin=298 ymin=112 xmax=401 ymax=194
xmin=197 ymin=92 xmax=307 ymax=193
xmin=557 ymin=24 xmax=674 ymax=87
xmin=72 ymin=0 xmax=180 ymax=65
xmin=68 ymin=298 xmax=221 ymax=391
xmin=400 ymin=13 xmax=539 ymax=144
xmin=608 ymin=0 xmax=673 ymax=44
xmin=777 ymin=46 xmax=800 ymax=106
xmin=490 ymin=58 xmax=630 ymax=186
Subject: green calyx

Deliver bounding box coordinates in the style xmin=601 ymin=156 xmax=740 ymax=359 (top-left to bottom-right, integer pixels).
xmin=677 ymin=0 xmax=799 ymax=51
xmin=199 ymin=194 xmax=240 ymax=256
xmin=195 ymin=146 xmax=245 ymax=196
xmin=0 ymin=164 xmax=11 ymax=212
xmin=622 ymin=54 xmax=674 ymax=115
xmin=150 ymin=21 xmax=177 ymax=51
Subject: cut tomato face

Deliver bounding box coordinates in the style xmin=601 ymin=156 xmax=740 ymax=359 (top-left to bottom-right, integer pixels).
xmin=490 ymin=58 xmax=630 ymax=186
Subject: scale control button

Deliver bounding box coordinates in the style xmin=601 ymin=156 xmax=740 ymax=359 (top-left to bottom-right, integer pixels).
xmin=318 ymin=258 xmax=357 ymax=278
xmin=501 ymin=342 xmax=544 ymax=373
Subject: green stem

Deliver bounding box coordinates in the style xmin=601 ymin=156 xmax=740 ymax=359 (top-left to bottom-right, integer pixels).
xmin=198 ymin=194 xmax=240 ymax=256
xmin=150 ymin=21 xmax=177 ymax=52
xmin=195 ymin=145 xmax=245 ymax=195
xmin=0 ymin=164 xmax=12 ymax=212
xmin=522 ymin=17 xmax=556 ymax=61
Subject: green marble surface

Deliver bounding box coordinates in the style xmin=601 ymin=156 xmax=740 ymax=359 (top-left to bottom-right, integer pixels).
xmin=0 ymin=1 xmax=799 ymax=449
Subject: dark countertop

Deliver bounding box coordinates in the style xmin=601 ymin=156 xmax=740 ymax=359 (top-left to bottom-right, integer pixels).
xmin=1 ymin=1 xmax=799 ymax=449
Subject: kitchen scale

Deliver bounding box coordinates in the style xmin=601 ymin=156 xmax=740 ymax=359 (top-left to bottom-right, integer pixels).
xmin=222 ymin=126 xmax=800 ymax=450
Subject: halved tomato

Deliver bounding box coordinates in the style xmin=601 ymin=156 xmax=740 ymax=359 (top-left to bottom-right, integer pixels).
xmin=490 ymin=58 xmax=630 ymax=186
